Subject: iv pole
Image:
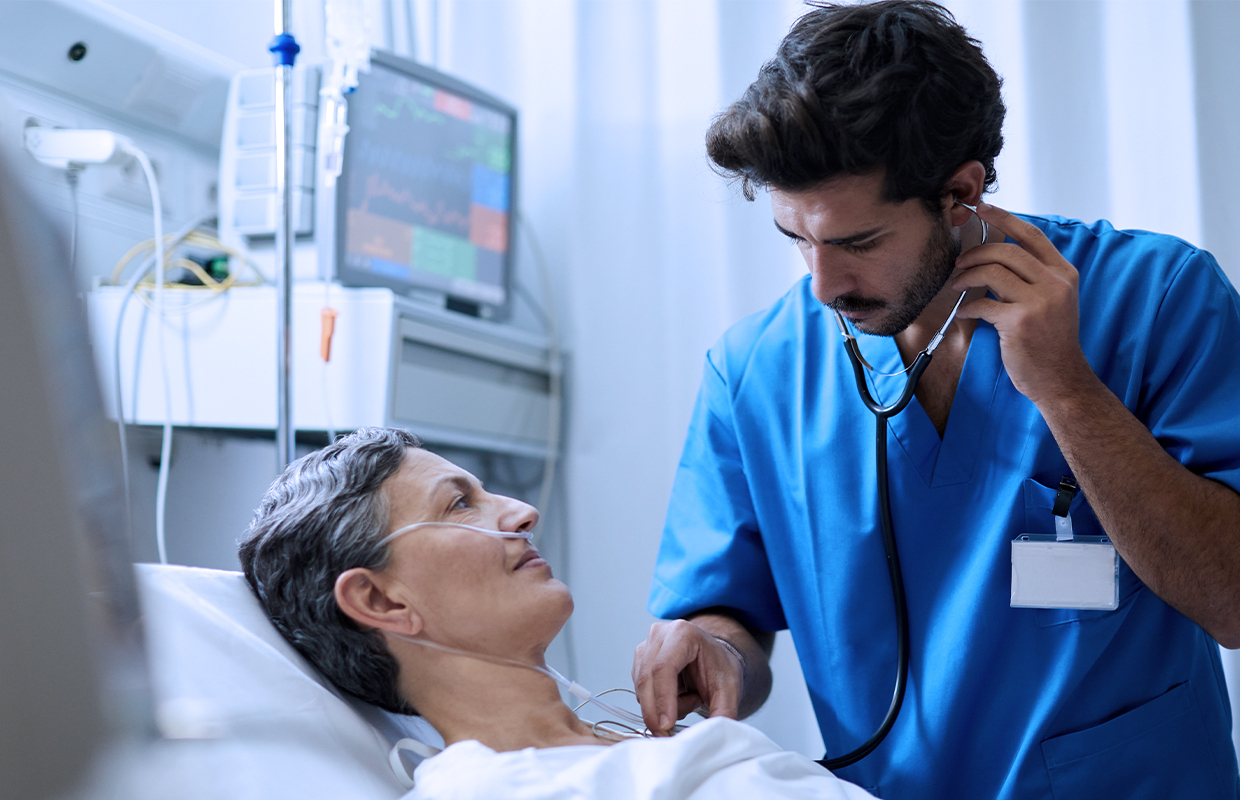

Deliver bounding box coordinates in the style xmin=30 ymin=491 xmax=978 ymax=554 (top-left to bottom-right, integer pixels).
xmin=270 ymin=0 xmax=300 ymax=470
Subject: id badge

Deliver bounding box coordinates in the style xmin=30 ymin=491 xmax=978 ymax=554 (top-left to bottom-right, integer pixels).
xmin=1011 ymin=534 xmax=1119 ymax=610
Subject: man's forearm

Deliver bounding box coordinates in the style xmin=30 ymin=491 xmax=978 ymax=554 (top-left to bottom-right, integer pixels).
xmin=687 ymin=610 xmax=776 ymax=718
xmin=1038 ymin=371 xmax=1240 ymax=646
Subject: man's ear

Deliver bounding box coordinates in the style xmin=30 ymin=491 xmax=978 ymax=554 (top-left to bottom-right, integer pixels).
xmin=944 ymin=160 xmax=987 ymax=227
xmin=335 ymin=568 xmax=423 ymax=636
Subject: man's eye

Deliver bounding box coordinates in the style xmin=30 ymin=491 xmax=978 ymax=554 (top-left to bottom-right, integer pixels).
xmin=451 ymin=495 xmax=469 ymax=511
xmin=840 ymin=240 xmax=877 ymax=255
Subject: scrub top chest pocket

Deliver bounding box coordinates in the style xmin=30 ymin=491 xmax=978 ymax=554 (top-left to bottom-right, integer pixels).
xmin=1012 ymin=477 xmax=1119 ymax=611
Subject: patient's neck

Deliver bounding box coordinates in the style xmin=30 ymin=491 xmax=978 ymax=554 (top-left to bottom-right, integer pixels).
xmin=398 ymin=645 xmax=612 ymax=751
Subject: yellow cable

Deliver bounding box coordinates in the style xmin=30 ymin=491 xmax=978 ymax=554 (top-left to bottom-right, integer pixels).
xmin=111 ymin=229 xmax=266 ymax=291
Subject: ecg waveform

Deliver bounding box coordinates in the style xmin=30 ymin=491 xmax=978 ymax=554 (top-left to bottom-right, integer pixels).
xmin=446 ymin=142 xmax=510 ymax=174
xmin=372 ymin=96 xmax=446 ymax=125
xmin=361 ymin=172 xmax=470 ymax=234
xmin=356 ymin=138 xmax=471 ymax=192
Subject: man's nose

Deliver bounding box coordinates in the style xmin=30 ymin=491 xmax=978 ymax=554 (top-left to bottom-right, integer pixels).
xmin=806 ymin=245 xmax=856 ymax=302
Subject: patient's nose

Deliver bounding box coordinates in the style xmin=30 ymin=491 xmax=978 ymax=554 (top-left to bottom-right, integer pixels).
xmin=499 ymin=497 xmax=539 ymax=534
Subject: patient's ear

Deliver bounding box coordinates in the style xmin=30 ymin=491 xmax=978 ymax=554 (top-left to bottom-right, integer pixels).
xmin=334 ymin=568 xmax=423 ymax=636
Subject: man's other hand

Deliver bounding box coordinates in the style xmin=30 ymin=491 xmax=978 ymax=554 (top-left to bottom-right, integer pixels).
xmin=632 ymin=613 xmax=774 ymax=736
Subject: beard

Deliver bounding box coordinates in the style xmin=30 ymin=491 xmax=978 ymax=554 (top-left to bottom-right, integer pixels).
xmin=828 ymin=215 xmax=961 ymax=337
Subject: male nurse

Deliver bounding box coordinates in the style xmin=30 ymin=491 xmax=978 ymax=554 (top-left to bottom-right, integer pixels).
xmin=632 ymin=2 xmax=1240 ymax=798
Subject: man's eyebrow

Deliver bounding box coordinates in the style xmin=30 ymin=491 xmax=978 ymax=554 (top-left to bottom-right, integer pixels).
xmin=773 ymin=220 xmax=803 ymax=240
xmin=773 ymin=219 xmax=883 ymax=246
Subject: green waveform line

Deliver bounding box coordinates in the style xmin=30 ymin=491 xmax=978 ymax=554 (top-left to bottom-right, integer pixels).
xmin=373 ymin=96 xmax=446 ymax=125
xmin=445 ymin=143 xmax=510 ymax=174
xmin=371 ymin=95 xmax=511 ymax=172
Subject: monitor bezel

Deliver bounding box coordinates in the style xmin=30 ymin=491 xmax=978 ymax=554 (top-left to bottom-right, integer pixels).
xmin=332 ymin=50 xmax=519 ymax=321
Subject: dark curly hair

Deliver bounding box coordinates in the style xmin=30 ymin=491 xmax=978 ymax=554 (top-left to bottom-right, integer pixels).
xmin=238 ymin=427 xmax=422 ymax=714
xmin=706 ymin=0 xmax=1005 ymax=211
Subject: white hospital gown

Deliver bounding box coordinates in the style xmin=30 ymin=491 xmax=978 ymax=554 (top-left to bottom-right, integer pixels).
xmin=405 ymin=716 xmax=876 ymax=800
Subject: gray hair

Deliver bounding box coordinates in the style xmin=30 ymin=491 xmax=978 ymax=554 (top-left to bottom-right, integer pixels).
xmin=238 ymin=427 xmax=422 ymax=714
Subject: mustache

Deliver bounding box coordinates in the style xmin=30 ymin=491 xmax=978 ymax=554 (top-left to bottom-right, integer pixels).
xmin=826 ymin=295 xmax=887 ymax=313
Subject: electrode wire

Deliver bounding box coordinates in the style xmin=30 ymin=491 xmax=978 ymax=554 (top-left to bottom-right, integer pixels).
xmin=389 ymin=633 xmax=654 ymax=735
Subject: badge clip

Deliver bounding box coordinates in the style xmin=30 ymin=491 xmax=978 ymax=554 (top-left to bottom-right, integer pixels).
xmin=1052 ymin=475 xmax=1077 ymax=541
xmin=1011 ymin=475 xmax=1119 ymax=610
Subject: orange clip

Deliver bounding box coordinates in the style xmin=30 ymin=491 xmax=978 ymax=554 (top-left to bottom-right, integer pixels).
xmin=320 ymin=307 xmax=339 ymax=362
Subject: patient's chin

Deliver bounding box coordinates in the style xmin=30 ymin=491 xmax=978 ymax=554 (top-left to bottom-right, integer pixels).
xmin=489 ymin=577 xmax=574 ymax=649
xmin=535 ymin=582 xmax=574 ymax=641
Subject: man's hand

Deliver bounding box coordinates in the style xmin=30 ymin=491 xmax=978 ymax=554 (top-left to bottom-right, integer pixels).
xmin=954 ymin=201 xmax=1240 ymax=645
xmin=952 ymin=202 xmax=1094 ymax=406
xmin=632 ymin=613 xmax=773 ymax=736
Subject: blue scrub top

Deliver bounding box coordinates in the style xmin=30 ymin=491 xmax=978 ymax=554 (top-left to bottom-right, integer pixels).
xmin=650 ymin=216 xmax=1240 ymax=799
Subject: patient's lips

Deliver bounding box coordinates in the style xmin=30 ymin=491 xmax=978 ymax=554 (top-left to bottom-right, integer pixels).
xmin=515 ymin=548 xmax=548 ymax=571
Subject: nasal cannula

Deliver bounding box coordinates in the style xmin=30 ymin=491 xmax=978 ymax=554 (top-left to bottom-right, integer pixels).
xmin=381 ymin=521 xmax=663 ymax=737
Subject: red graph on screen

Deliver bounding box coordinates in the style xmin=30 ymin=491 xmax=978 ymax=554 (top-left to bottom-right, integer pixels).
xmin=361 ymin=173 xmax=470 ymax=233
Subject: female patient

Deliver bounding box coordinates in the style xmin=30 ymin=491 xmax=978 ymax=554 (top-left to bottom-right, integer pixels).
xmin=239 ymin=427 xmax=872 ymax=799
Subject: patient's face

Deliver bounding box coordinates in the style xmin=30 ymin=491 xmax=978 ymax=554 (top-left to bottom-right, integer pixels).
xmin=380 ymin=449 xmax=571 ymax=657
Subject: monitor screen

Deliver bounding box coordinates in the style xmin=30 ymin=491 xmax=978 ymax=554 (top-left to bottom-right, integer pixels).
xmin=336 ymin=53 xmax=516 ymax=316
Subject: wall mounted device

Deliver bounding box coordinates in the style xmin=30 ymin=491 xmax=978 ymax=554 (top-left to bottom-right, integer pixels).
xmin=218 ymin=65 xmax=320 ymax=243
xmin=219 ymin=51 xmax=518 ymax=320
xmin=323 ymin=51 xmax=517 ymax=320
xmin=0 ymin=0 xmax=235 ymax=292
xmin=0 ymin=0 xmax=236 ymax=154
xmin=204 ymin=49 xmax=550 ymax=456
xmin=88 ymin=284 xmax=557 ymax=458
xmin=23 ymin=126 xmax=132 ymax=168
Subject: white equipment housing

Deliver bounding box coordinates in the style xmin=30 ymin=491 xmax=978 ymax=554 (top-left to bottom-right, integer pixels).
xmin=218 ymin=65 xmax=320 ymax=273
xmin=88 ymin=284 xmax=557 ymax=458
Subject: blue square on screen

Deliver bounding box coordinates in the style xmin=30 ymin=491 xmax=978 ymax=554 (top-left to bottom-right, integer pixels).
xmin=369 ymin=258 xmax=412 ymax=280
xmin=472 ymin=164 xmax=510 ymax=211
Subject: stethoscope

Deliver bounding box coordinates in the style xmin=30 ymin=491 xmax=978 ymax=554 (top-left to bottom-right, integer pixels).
xmin=817 ymin=202 xmax=986 ymax=770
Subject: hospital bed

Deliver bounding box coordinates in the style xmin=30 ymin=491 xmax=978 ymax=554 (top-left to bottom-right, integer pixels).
xmin=135 ymin=563 xmax=443 ymax=796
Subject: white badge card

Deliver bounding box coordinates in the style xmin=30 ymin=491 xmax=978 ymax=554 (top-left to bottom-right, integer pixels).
xmin=1011 ymin=534 xmax=1119 ymax=610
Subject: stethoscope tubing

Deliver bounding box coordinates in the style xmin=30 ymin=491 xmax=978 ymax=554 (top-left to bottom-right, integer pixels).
xmin=817 ymin=201 xmax=982 ymax=770
xmin=816 ymin=340 xmax=924 ymax=770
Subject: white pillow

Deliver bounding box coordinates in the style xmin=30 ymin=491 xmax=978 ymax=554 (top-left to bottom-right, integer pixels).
xmin=135 ymin=563 xmax=443 ymax=797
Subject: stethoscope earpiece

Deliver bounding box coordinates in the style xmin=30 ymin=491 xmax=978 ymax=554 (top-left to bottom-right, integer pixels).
xmin=954 ymin=199 xmax=988 ymax=246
